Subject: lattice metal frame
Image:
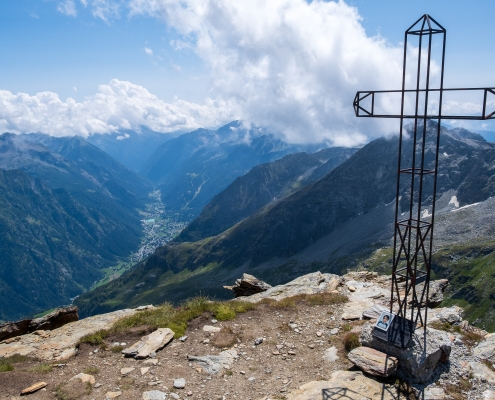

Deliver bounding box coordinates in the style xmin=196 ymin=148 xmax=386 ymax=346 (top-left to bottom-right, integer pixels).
xmin=354 ymin=14 xmax=494 ymax=345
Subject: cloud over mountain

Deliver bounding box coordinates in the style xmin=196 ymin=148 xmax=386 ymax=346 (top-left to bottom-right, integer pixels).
xmin=8 ymin=0 xmax=409 ymax=144
xmin=0 ymin=80 xmax=237 ymax=137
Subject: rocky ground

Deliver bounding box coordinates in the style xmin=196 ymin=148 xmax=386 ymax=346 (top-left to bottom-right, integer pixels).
xmin=1 ymin=272 xmax=495 ymax=400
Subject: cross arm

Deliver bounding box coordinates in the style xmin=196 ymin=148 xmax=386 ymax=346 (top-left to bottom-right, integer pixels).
xmin=353 ymin=87 xmax=495 ymax=120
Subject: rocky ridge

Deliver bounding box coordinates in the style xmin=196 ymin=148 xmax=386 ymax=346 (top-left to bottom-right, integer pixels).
xmin=1 ymin=271 xmax=495 ymax=399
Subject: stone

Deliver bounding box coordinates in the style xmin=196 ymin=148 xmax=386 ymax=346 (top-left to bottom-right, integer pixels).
xmin=187 ymin=349 xmax=237 ymax=374
xmin=484 ymin=390 xmax=495 ymax=400
xmin=20 ymin=382 xmax=47 ymax=395
xmin=141 ymin=367 xmax=150 ymax=375
xmin=329 ymin=328 xmax=339 ymax=335
xmin=69 ymin=373 xmax=96 ymax=385
xmin=142 ymin=390 xmax=167 ymax=400
xmin=347 ymin=346 xmax=398 ymax=377
xmin=121 ymin=367 xmax=135 ymax=375
xmin=174 ymin=378 xmax=186 ymax=389
xmin=427 ymin=306 xmax=463 ymax=326
xmin=170 ymin=393 xmax=180 ymax=400
xmin=202 ymin=325 xmax=221 ymax=333
xmin=135 ymin=305 xmax=155 ymax=311
xmin=362 ymin=304 xmax=389 ymax=320
xmin=323 ymin=347 xmax=339 ymax=363
xmin=224 ymin=273 xmax=272 ymax=297
xmin=424 ymin=387 xmax=447 ymax=399
xmin=122 ymin=328 xmax=174 ymax=359
xmin=248 ymin=377 xmax=255 ymax=382
xmin=341 ymin=301 xmax=369 ymax=320
xmin=470 ymin=362 xmax=495 ymax=384
xmin=254 ymin=337 xmax=263 ymax=345
xmin=316 ymin=331 xmax=323 ymax=337
xmin=360 ymin=323 xmax=451 ymax=383
xmin=237 ymin=272 xmax=340 ymax=303
xmin=179 ymin=336 xmax=188 ymax=342
xmin=411 ymin=279 xmax=448 ymax=308
xmin=105 ymin=391 xmax=122 ymax=399
xmin=0 ymin=319 xmax=32 ymax=342
xmin=143 ymin=359 xmax=158 ymax=365
xmin=474 ymin=335 xmax=495 ymax=362
xmin=286 ymin=370 xmax=395 ymax=400
xmin=0 ymin=308 xmax=137 ymax=361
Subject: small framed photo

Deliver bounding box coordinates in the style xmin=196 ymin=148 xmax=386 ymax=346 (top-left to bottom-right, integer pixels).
xmin=375 ymin=311 xmax=395 ymax=332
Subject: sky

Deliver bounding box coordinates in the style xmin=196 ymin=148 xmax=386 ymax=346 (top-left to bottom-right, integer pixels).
xmin=1 ymin=0 xmax=495 ymax=145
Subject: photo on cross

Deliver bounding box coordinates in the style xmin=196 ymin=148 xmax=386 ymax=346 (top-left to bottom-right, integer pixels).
xmin=375 ymin=311 xmax=396 ymax=332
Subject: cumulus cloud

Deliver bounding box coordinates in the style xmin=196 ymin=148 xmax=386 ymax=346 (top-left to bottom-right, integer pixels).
xmin=42 ymin=0 xmax=468 ymax=144
xmin=144 ymin=47 xmax=153 ymax=56
xmin=0 ymin=80 xmax=237 ymax=137
xmin=57 ymin=0 xmax=77 ymax=17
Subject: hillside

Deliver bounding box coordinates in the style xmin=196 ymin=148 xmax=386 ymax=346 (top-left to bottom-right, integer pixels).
xmin=176 ymin=147 xmax=357 ymax=242
xmin=0 ymin=169 xmax=142 ymax=321
xmin=74 ymin=123 xmax=495 ymax=322
xmin=141 ymin=121 xmax=327 ymax=219
xmin=0 ymin=133 xmax=152 ymax=321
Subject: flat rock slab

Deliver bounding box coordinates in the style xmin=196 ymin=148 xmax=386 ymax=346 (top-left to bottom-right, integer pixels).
xmin=348 ymin=346 xmax=398 ymax=377
xmin=121 ymin=367 xmax=135 ymax=375
xmin=203 ymin=325 xmax=221 ymax=333
xmin=188 ymin=349 xmax=237 ymax=374
xmin=142 ymin=390 xmax=167 ymax=400
xmin=122 ymin=328 xmax=174 ymax=359
xmin=105 ymin=391 xmax=122 ymax=399
xmin=341 ymin=301 xmax=369 ymax=320
xmin=0 ymin=309 xmax=137 ymax=361
xmin=286 ymin=370 xmax=395 ymax=400
xmin=238 ymin=272 xmax=340 ymax=303
xmin=20 ymin=382 xmax=47 ymax=395
xmin=427 ymin=306 xmax=463 ymax=326
xmin=360 ymin=323 xmax=451 ymax=383
xmin=224 ymin=273 xmax=272 ymax=297
xmin=362 ymin=304 xmax=389 ymax=320
xmin=424 ymin=387 xmax=448 ymax=399
xmin=323 ymin=347 xmax=339 ymax=363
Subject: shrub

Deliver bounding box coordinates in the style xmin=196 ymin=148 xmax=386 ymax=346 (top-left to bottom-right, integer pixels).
xmin=83 ymin=366 xmax=99 ymax=375
xmin=79 ymin=330 xmax=109 ymax=345
xmin=343 ymin=332 xmax=361 ymax=352
xmin=30 ymin=363 xmax=53 ymax=373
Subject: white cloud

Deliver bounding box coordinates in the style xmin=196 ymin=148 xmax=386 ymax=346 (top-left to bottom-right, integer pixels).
xmin=144 ymin=47 xmax=153 ymax=56
xmin=57 ymin=0 xmax=77 ymax=17
xmin=0 ymin=80 xmax=237 ymax=137
xmin=125 ymin=0 xmax=404 ymax=145
xmin=79 ymin=0 xmax=120 ymax=22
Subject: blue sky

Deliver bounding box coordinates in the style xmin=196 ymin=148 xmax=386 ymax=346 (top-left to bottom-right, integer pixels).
xmin=1 ymin=0 xmax=495 ymax=143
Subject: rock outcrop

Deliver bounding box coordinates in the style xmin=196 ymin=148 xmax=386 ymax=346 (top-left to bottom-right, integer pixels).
xmin=0 ymin=306 xmax=78 ymax=342
xmin=122 ymin=328 xmax=175 ymax=359
xmin=224 ymin=274 xmax=272 ymax=297
xmin=238 ymin=272 xmax=340 ymax=303
xmin=0 ymin=308 xmax=138 ymax=361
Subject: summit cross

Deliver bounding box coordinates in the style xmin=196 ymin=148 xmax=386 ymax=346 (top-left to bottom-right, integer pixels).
xmin=353 ymin=14 xmax=495 ymax=347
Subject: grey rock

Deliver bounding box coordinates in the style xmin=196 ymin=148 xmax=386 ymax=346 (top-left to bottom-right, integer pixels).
xmin=122 ymin=328 xmax=174 ymax=359
xmin=470 ymin=361 xmax=495 ymax=384
xmin=474 ymin=334 xmax=495 ymax=362
xmin=428 ymin=306 xmax=463 ymax=326
xmin=360 ymin=323 xmax=451 ymax=383
xmin=347 ymin=346 xmax=398 ymax=377
xmin=187 ymin=349 xmax=237 ymax=374
xmin=142 ymin=390 xmax=167 ymax=400
xmin=238 ymin=272 xmax=340 ymax=303
xmin=254 ymin=337 xmax=263 ymax=346
xmin=179 ymin=336 xmax=188 ymax=342
xmin=323 ymin=346 xmax=339 ymax=363
xmin=224 ymin=273 xmax=272 ymax=297
xmin=170 ymin=394 xmax=180 ymax=400
xmin=424 ymin=387 xmax=448 ymax=399
xmin=174 ymin=378 xmax=186 ymax=389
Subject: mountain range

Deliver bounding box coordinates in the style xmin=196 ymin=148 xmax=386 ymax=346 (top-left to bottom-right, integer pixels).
xmin=74 ymin=122 xmax=495 ymax=330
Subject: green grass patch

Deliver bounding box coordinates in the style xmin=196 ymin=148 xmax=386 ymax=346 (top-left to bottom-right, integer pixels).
xmin=30 ymin=363 xmax=53 ymax=373
xmin=0 ymin=354 xmax=32 ymax=372
xmin=343 ymin=332 xmax=361 ymax=353
xmin=79 ymin=330 xmax=109 ymax=345
xmin=110 ymin=296 xmax=256 ymax=339
xmin=83 ymin=366 xmax=99 ymax=375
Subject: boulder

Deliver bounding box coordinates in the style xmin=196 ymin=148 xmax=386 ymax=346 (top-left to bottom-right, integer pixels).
xmin=187 ymin=349 xmax=237 ymax=374
xmin=424 ymin=387 xmax=448 ymax=399
xmin=322 ymin=347 xmax=339 ymax=363
xmin=286 ymin=370 xmax=395 ymax=400
xmin=470 ymin=362 xmax=495 ymax=384
xmin=224 ymin=274 xmax=272 ymax=297
xmin=69 ymin=373 xmax=96 ymax=385
xmin=428 ymin=306 xmax=463 ymax=326
xmin=122 ymin=328 xmax=174 ymax=359
xmin=360 ymin=323 xmax=451 ymax=383
xmin=362 ymin=304 xmax=389 ymax=320
xmin=237 ymin=272 xmax=340 ymax=303
xmin=347 ymin=346 xmax=398 ymax=377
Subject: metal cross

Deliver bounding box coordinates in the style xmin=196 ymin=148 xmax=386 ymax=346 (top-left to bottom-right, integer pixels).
xmin=353 ymin=14 xmax=495 ymax=347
